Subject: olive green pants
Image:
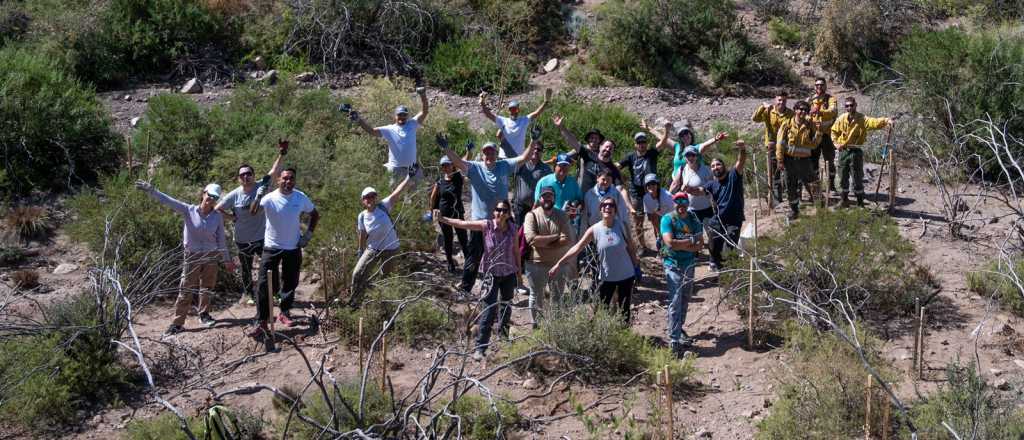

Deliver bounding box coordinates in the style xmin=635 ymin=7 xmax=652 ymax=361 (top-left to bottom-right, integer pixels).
xmin=837 ymin=147 xmax=865 ymax=195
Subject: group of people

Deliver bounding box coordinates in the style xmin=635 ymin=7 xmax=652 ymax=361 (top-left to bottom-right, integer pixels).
xmin=145 ymin=80 xmax=893 ymax=359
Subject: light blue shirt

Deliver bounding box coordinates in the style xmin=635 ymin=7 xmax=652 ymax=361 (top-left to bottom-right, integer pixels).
xmin=534 ymin=173 xmax=583 ymax=210
xmin=467 ymin=158 xmax=520 ymax=220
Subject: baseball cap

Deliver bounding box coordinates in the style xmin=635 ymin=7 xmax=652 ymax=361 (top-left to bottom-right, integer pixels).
xmin=539 ymin=185 xmax=556 ymax=196
xmin=555 ymin=153 xmax=572 ymax=166
xmin=675 ymin=121 xmax=693 ymax=138
xmin=643 ymin=173 xmax=659 ymax=186
xmin=361 ymin=187 xmax=377 ymax=198
xmin=481 ymin=142 xmax=498 ymax=152
xmin=672 ymin=192 xmax=690 ymax=205
xmin=634 ymin=132 xmax=648 ymax=141
xmin=204 ymin=183 xmax=222 ymax=199
xmin=394 ymin=105 xmax=410 ymax=115
xmin=439 ymin=156 xmax=452 ymax=165
xmin=584 ymin=129 xmax=605 ymax=143
xmin=507 ymin=100 xmax=520 ymax=109
xmin=683 ymin=145 xmax=700 ymax=157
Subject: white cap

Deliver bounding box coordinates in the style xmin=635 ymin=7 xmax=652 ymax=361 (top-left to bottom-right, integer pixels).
xmin=361 ymin=187 xmax=377 ymax=198
xmin=204 ymin=183 xmax=222 ymax=199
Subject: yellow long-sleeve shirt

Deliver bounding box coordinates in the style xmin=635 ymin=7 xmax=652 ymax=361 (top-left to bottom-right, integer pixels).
xmin=776 ymin=119 xmax=822 ymax=161
xmin=808 ymin=94 xmax=838 ymax=128
xmin=752 ymin=105 xmax=794 ymax=146
xmin=831 ymin=112 xmax=890 ymax=148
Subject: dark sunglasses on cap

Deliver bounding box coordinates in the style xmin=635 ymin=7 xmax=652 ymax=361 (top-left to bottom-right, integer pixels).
xmin=239 ymin=171 xmax=254 ymax=177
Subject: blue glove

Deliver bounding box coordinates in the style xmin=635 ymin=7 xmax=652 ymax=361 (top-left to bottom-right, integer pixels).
xmin=421 ymin=211 xmax=433 ymax=222
xmin=634 ymin=266 xmax=643 ymax=283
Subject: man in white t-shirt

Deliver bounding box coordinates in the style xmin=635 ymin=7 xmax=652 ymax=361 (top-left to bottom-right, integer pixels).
xmin=247 ymin=168 xmax=320 ymax=336
xmin=641 ymin=173 xmax=673 ymax=250
xmin=349 ymin=167 xmax=416 ymax=307
xmin=353 ymin=87 xmax=429 ymax=188
xmin=479 ymin=88 xmax=552 ymax=157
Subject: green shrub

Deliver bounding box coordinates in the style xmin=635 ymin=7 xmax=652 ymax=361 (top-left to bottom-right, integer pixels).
xmin=469 ymin=0 xmax=567 ymax=49
xmin=915 ymin=0 xmax=1024 ymax=20
xmin=0 ymin=45 xmax=121 ymax=197
xmin=506 ymin=306 xmax=696 ymax=387
xmin=528 ymin=95 xmax=641 ymax=159
xmin=334 ymin=282 xmax=454 ymax=346
xmin=756 ymin=321 xmax=898 ymax=439
xmin=724 ymin=209 xmax=937 ymax=331
xmin=273 ymin=378 xmax=392 ymax=437
xmin=700 ymin=38 xmax=748 ymax=86
xmin=438 ymin=394 xmax=521 ymax=440
xmin=0 ymin=245 xmax=26 ymax=266
xmin=893 ymin=26 xmax=1024 ymax=176
xmin=126 ymin=407 xmax=265 ymax=440
xmin=0 ymin=293 xmax=133 ymax=429
xmin=3 ymin=205 xmax=53 ymax=242
xmin=564 ymin=61 xmax=613 ymax=88
xmin=136 ymin=94 xmax=216 ymax=180
xmin=905 ymin=360 xmax=1024 ymax=439
xmin=426 ymin=34 xmax=530 ymax=96
xmin=768 ymin=17 xmax=802 ymax=47
xmin=811 ymin=0 xmax=916 ymax=84
xmin=10 ymin=268 xmax=39 ymax=289
xmin=967 ymin=257 xmax=1024 ymax=317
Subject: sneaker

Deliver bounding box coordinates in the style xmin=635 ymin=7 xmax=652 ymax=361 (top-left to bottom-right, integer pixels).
xmin=447 ymin=261 xmax=457 ymax=273
xmin=709 ymin=262 xmax=721 ymax=272
xmin=787 ymin=210 xmax=799 ymax=221
xmin=276 ymin=313 xmax=295 ymax=328
xmin=164 ymin=324 xmax=183 ymax=336
xmin=472 ymin=350 xmax=485 ymax=361
xmin=246 ymin=324 xmax=268 ymax=338
xmin=199 ymin=313 xmax=216 ymax=328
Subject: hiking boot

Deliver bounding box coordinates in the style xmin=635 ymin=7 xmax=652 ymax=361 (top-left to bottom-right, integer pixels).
xmin=246 ymin=323 xmax=268 ymax=338
xmin=472 ymin=350 xmax=485 ymax=361
xmin=787 ymin=208 xmax=799 ymax=221
xmin=856 ymin=194 xmax=865 ymax=207
xmin=199 ymin=313 xmax=216 ymax=328
xmin=447 ymin=260 xmax=457 ymax=274
xmin=276 ymin=313 xmax=295 ymax=328
xmin=709 ymin=262 xmax=721 ymax=273
xmin=164 ymin=324 xmax=183 ymax=336
xmin=840 ymin=193 xmax=850 ymax=208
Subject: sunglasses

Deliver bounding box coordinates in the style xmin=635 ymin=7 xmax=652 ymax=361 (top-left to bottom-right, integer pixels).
xmin=815 ymin=83 xmax=825 ymax=87
xmin=239 ymin=171 xmax=254 ymax=177
xmin=281 ymin=175 xmax=295 ymax=181
xmin=636 ymin=140 xmax=648 ymax=144
xmin=494 ymin=207 xmax=510 ymax=213
xmin=844 ymin=104 xmax=855 ymax=108
xmin=600 ymin=203 xmax=616 ymax=209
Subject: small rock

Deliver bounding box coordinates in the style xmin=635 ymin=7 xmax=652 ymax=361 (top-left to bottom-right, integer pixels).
xmin=994 ymin=378 xmax=1011 ymax=391
xmin=686 ymin=405 xmax=697 ymax=413
xmin=990 ymin=368 xmax=1004 ymax=376
xmin=309 ymin=273 xmax=321 ymax=283
xmin=941 ymin=339 xmax=950 ymax=346
xmin=123 ymin=94 xmax=132 ymax=101
xmin=180 ymin=78 xmax=203 ymax=94
xmin=543 ymin=58 xmax=559 ymax=73
xmin=691 ymin=429 xmax=712 ymax=439
xmin=522 ymin=378 xmax=541 ymax=390
xmin=260 ymin=70 xmax=278 ymax=84
xmin=249 ymin=71 xmax=262 ymax=79
xmin=53 ymin=263 xmax=78 ymax=275
xmin=130 ymin=117 xmax=141 ymax=128
xmin=763 ymin=398 xmax=772 ymax=408
xmin=294 ymin=71 xmax=315 ymax=82
xmin=993 ymin=323 xmax=1015 ymax=336
xmin=253 ymin=56 xmax=266 ymax=70
xmin=646 ymin=308 xmax=655 ymax=315
xmin=1014 ymin=359 xmax=1024 ymax=371
xmin=744 ymin=409 xmax=761 ymax=418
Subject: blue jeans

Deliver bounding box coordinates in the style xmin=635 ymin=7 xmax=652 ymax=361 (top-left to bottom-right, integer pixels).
xmin=665 ymin=262 xmax=696 ymax=344
xmin=475 ymin=274 xmax=516 ymax=353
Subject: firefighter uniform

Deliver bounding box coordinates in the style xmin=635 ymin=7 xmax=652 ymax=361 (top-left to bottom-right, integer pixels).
xmin=831 ymin=112 xmax=890 ymax=205
xmin=808 ymin=93 xmax=838 ymax=192
xmin=752 ymin=105 xmax=794 ymax=204
xmin=776 ymin=119 xmax=821 ymax=217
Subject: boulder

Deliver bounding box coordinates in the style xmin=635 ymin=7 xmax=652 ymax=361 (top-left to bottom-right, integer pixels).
xmin=294 ymin=72 xmax=316 ymax=82
xmin=180 ymin=78 xmax=203 ymax=94
xmin=53 ymin=263 xmax=78 ymax=275
xmin=543 ymin=58 xmax=559 ymax=73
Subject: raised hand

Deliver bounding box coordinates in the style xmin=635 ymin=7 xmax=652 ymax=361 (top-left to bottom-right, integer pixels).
xmin=466 ymin=140 xmax=475 ymax=153
xmin=134 ymin=180 xmax=153 ymax=192
xmin=714 ymin=132 xmax=729 ymax=142
xmin=415 ymin=86 xmax=426 ymax=96
xmin=552 ymin=115 xmax=563 ymax=127
xmin=408 ymin=162 xmax=420 ymax=177
xmin=478 ymin=92 xmax=487 ymax=106
xmin=277 ymin=138 xmax=289 ymax=155
xmin=349 ymin=110 xmax=359 ymax=122
xmin=544 ymin=88 xmax=553 ymax=101
xmin=435 ymin=133 xmax=449 ymax=150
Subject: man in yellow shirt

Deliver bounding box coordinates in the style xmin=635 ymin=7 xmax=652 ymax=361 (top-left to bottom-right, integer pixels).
xmin=776 ymin=101 xmax=822 ymax=220
xmin=831 ymin=97 xmax=893 ymax=207
xmin=808 ymin=77 xmax=838 ymax=195
xmin=752 ymin=93 xmax=794 ymax=205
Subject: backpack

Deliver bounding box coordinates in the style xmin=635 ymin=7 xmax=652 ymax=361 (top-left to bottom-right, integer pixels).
xmin=517 ymin=211 xmax=537 ymax=263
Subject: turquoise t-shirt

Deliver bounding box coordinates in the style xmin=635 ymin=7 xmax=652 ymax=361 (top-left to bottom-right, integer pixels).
xmin=659 ymin=211 xmax=703 ymax=269
xmin=534 ymin=173 xmax=583 ymax=209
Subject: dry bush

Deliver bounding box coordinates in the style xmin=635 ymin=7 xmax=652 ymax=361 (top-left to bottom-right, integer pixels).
xmin=3 ymin=206 xmax=52 ymax=243
xmin=10 ymin=269 xmax=39 ymax=289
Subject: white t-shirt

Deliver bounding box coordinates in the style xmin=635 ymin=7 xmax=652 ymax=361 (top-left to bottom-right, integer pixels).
xmin=495 ymin=115 xmax=531 ymax=155
xmin=643 ymin=189 xmax=674 ymax=216
xmin=357 ymin=198 xmax=399 ymax=251
xmin=261 ymin=189 xmax=315 ymax=250
xmin=680 ymin=164 xmax=713 ymax=210
xmin=377 ymin=119 xmax=419 ymax=169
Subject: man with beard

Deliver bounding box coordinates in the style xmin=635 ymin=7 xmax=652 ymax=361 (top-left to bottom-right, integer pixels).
xmin=776 ymin=100 xmax=823 ymax=220
xmin=523 ymin=185 xmax=576 ymax=327
xmin=480 ymin=89 xmax=552 ymax=157
xmin=831 ymin=96 xmax=893 ymax=207
xmin=534 ymin=153 xmax=582 ymax=210
xmin=752 ymin=93 xmax=793 ymax=205
xmin=247 ymin=168 xmax=320 ymax=336
xmin=353 ymin=87 xmax=429 ymax=188
xmin=809 ymin=77 xmax=839 ymax=195
xmin=704 ymin=141 xmax=747 ymax=271
xmin=512 ymin=140 xmax=552 ymax=225
xmin=552 ymin=116 xmax=628 ymax=197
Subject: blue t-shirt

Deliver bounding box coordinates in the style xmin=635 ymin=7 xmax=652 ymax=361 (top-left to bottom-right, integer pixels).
xmin=534 ymin=173 xmax=583 ymax=210
xmin=660 ymin=211 xmax=703 ymax=269
xmin=467 ymin=159 xmax=519 ymax=220
xmin=704 ymin=168 xmax=745 ymax=226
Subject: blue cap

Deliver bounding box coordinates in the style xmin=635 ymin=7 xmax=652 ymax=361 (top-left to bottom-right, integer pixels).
xmin=556 ymin=153 xmax=572 ymax=166
xmin=507 ymin=100 xmax=520 ymax=109
xmin=394 ymin=105 xmax=410 ymax=115
xmin=683 ymin=145 xmax=700 ymax=157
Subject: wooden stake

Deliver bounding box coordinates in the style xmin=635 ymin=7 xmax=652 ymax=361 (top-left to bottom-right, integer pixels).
xmin=912 ymin=297 xmax=920 ymax=376
xmin=381 ymin=323 xmax=388 ymax=392
xmin=881 ymin=396 xmax=890 ymax=440
xmin=865 ymin=374 xmax=873 ymax=440
xmin=918 ymin=305 xmax=927 ymax=379
xmin=748 ymin=210 xmax=758 ymax=348
xmin=664 ymin=365 xmax=674 ymax=440
xmin=766 ymin=152 xmax=774 ymax=212
xmin=888 ymin=147 xmax=897 ymax=213
xmin=357 ymin=317 xmax=364 ymax=377
xmin=655 ymin=371 xmax=664 ymax=440
xmin=126 ymin=136 xmax=133 ymax=179
xmin=320 ymin=255 xmax=329 ymax=303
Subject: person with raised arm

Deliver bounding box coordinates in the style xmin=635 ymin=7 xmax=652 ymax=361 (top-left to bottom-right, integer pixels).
xmin=135 ymin=180 xmax=234 ymax=335
xmin=480 ymin=88 xmax=552 ymax=157
xmin=704 ymin=141 xmax=748 ymax=271
xmin=434 ymin=199 xmax=520 ymax=360
xmin=349 ymin=167 xmax=417 ymax=307
xmin=752 ymin=93 xmax=794 ymax=204
xmin=437 ymin=134 xmax=536 ymax=297
xmin=428 ymin=156 xmax=469 ymax=273
xmin=350 ymin=86 xmax=429 ymax=188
